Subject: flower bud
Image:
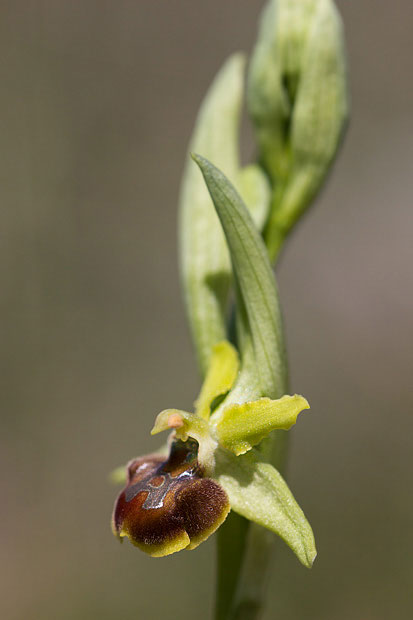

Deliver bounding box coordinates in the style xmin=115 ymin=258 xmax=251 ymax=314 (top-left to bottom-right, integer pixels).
xmin=247 ymin=0 xmax=348 ymax=260
xmin=112 ymin=440 xmax=230 ymax=557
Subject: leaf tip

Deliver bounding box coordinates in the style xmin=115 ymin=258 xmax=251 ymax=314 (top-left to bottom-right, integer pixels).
xmin=190 ymin=151 xmax=207 ymax=169
xmin=304 ymin=547 xmax=317 ymax=569
xmin=298 ymin=529 xmax=317 ymax=569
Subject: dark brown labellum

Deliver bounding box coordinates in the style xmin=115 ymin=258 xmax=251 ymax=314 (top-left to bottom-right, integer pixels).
xmin=112 ymin=440 xmax=230 ymax=556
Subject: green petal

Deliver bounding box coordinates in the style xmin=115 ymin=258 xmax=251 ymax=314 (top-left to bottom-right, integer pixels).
xmin=215 ymin=394 xmax=309 ymax=455
xmin=214 ymin=448 xmax=316 ymax=568
xmin=195 ymin=341 xmax=239 ymax=420
xmin=151 ymin=409 xmax=217 ymax=475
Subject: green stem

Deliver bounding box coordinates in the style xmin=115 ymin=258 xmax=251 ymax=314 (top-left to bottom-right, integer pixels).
xmin=264 ymin=225 xmax=286 ymax=265
xmin=215 ymin=404 xmax=290 ymax=620
xmin=220 ymin=431 xmax=289 ymax=620
xmin=230 ymin=525 xmax=275 ymax=620
xmin=215 ymin=512 xmax=250 ymax=620
xmin=263 ymin=184 xmax=288 ymax=264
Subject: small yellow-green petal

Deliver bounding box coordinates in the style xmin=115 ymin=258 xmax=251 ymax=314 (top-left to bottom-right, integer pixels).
xmin=215 ymin=394 xmax=309 ymax=455
xmin=195 ymin=341 xmax=239 ymax=420
xmin=151 ymin=409 xmax=208 ymax=439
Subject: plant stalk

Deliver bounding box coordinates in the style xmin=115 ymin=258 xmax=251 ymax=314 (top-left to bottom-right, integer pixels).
xmin=215 ymin=429 xmax=289 ymax=620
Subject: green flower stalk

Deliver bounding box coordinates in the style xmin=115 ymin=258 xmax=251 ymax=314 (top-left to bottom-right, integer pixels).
xmin=111 ymin=1 xmax=348 ymax=618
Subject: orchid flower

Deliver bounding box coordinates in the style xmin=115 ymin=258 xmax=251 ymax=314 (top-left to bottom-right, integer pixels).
xmin=112 ymin=340 xmax=315 ymax=566
xmin=112 ymin=152 xmax=317 ymax=568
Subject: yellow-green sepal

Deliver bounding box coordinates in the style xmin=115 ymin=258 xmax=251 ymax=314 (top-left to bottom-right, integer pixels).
xmin=214 ymin=448 xmax=316 ymax=568
xmin=151 ymin=409 xmax=217 ymax=475
xmin=215 ymin=394 xmax=309 ymax=456
xmin=195 ymin=341 xmax=239 ymax=420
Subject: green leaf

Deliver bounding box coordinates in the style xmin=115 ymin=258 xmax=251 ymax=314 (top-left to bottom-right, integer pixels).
xmin=194 ymin=341 xmax=239 ymax=420
xmin=179 ymin=54 xmax=271 ymax=376
xmin=192 ymin=154 xmax=287 ymax=401
xmin=179 ymin=53 xmax=245 ymax=375
xmin=215 ymin=394 xmax=309 ymax=455
xmin=214 ymin=448 xmax=316 ymax=568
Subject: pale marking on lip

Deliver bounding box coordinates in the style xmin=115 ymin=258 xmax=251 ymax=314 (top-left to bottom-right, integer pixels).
xmin=125 ymin=469 xmax=194 ymax=509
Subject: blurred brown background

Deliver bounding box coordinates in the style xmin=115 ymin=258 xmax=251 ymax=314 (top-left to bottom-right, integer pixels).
xmin=1 ymin=1 xmax=412 ymax=619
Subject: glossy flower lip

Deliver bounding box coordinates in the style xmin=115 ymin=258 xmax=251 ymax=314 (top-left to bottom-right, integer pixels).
xmin=112 ymin=439 xmax=230 ymax=557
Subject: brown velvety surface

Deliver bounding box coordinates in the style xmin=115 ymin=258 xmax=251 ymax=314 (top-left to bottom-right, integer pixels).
xmin=112 ymin=441 xmax=229 ymax=550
